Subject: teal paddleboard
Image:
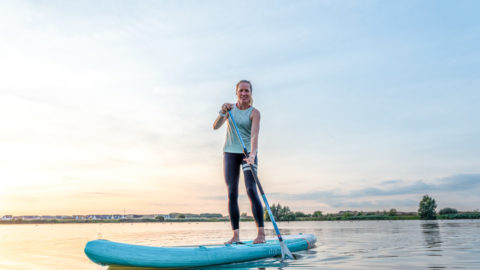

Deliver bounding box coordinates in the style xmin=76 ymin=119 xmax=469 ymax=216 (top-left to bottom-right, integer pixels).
xmin=84 ymin=234 xmax=316 ymax=268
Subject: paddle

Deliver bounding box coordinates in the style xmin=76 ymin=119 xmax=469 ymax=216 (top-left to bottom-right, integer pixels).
xmin=227 ymin=110 xmax=294 ymax=260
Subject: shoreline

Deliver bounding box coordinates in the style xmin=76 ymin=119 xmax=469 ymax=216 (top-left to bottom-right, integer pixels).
xmin=2 ymin=214 xmax=479 ymax=225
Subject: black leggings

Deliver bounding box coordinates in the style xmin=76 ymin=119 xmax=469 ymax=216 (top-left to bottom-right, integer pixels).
xmin=224 ymin=152 xmax=264 ymax=230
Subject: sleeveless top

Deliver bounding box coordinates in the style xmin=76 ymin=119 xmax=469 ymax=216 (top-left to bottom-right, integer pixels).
xmin=223 ymin=105 xmax=254 ymax=153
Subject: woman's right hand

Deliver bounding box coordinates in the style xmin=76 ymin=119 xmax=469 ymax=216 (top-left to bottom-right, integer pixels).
xmin=221 ymin=103 xmax=234 ymax=114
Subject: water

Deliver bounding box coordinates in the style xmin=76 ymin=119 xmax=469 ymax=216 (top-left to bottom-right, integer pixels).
xmin=1 ymin=220 xmax=479 ymax=269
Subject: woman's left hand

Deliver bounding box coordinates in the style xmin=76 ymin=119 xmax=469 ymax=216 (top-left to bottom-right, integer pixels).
xmin=244 ymin=153 xmax=255 ymax=165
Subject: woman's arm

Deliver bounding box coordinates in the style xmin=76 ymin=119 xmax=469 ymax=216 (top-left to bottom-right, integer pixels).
xmin=246 ymin=108 xmax=261 ymax=164
xmin=213 ymin=103 xmax=233 ymax=130
xmin=213 ymin=113 xmax=229 ymax=130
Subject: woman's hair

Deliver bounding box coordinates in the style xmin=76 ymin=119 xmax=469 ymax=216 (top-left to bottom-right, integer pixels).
xmin=236 ymin=80 xmax=253 ymax=105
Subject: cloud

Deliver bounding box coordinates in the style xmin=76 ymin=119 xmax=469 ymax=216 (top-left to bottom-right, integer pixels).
xmin=381 ymin=179 xmax=403 ymax=185
xmin=435 ymin=174 xmax=480 ymax=191
xmin=2 ymin=1 xmax=479 ymax=215
xmin=287 ymin=174 xmax=480 ymax=201
xmin=201 ymin=174 xmax=480 ymax=209
xmin=331 ymin=199 xmax=418 ymax=209
xmin=80 ymin=191 xmax=126 ymax=197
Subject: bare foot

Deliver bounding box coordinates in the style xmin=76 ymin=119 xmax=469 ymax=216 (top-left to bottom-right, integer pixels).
xmin=253 ymin=227 xmax=266 ymax=244
xmin=225 ymin=229 xmax=240 ymax=244
xmin=253 ymin=234 xmax=265 ymax=244
xmin=224 ymin=236 xmax=240 ymax=244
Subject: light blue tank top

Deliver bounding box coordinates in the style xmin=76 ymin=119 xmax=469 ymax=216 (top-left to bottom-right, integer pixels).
xmin=223 ymin=105 xmax=254 ymax=153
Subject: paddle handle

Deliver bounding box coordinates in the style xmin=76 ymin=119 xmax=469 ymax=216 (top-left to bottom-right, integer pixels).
xmin=227 ymin=111 xmax=284 ymax=241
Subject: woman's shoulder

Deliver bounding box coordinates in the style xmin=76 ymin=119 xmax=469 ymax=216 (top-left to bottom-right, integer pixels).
xmin=250 ymin=107 xmax=260 ymax=118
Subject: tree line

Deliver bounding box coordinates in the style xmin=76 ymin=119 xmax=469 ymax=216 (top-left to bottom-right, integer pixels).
xmin=262 ymin=195 xmax=480 ymax=221
xmin=418 ymin=194 xmax=480 ymax=220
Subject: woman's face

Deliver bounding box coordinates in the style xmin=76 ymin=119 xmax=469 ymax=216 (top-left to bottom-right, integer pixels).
xmin=236 ymin=82 xmax=252 ymax=104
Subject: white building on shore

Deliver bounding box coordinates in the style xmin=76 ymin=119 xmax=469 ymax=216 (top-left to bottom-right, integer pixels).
xmin=1 ymin=215 xmax=13 ymax=221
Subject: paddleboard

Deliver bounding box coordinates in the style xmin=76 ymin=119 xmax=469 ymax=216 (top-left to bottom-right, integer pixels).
xmin=84 ymin=233 xmax=316 ymax=268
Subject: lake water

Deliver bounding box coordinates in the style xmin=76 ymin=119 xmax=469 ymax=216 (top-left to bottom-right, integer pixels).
xmin=0 ymin=220 xmax=479 ymax=269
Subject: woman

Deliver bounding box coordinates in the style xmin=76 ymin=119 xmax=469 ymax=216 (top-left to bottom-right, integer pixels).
xmin=213 ymin=80 xmax=265 ymax=244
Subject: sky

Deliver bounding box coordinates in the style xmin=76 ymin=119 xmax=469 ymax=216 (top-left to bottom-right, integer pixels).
xmin=1 ymin=0 xmax=479 ymax=216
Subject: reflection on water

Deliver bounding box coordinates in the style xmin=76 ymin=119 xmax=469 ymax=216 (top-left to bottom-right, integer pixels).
xmin=421 ymin=221 xmax=444 ymax=270
xmin=108 ymin=257 xmax=282 ymax=270
xmin=421 ymin=221 xmax=442 ymax=250
xmin=0 ymin=220 xmax=479 ymax=269
xmin=107 ymin=253 xmax=311 ymax=270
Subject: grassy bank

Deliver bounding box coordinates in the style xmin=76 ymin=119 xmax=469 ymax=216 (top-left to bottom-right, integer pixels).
xmin=439 ymin=212 xmax=480 ymax=219
xmin=3 ymin=213 xmax=480 ymax=224
xmin=0 ymin=218 xmax=229 ymax=225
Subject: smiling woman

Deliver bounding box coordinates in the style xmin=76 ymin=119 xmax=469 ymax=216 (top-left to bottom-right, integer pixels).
xmin=213 ymin=80 xmax=265 ymax=244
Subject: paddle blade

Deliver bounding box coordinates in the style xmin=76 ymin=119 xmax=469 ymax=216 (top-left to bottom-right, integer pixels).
xmin=280 ymin=240 xmax=295 ymax=260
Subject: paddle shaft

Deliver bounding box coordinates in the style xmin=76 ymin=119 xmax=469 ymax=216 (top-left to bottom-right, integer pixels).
xmin=227 ymin=111 xmax=285 ymax=242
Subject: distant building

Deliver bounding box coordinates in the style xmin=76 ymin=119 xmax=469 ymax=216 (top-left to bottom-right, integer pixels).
xmin=23 ymin=216 xmax=41 ymax=220
xmin=72 ymin=215 xmax=87 ymax=220
xmin=88 ymin=215 xmax=112 ymax=220
xmin=1 ymin=215 xmax=13 ymax=221
xmin=125 ymin=214 xmax=145 ymax=219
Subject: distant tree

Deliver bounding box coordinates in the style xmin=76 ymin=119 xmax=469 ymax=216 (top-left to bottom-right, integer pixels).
xmin=279 ymin=205 xmax=291 ymax=219
xmin=155 ymin=216 xmax=165 ymax=221
xmin=169 ymin=213 xmax=180 ymax=218
xmin=269 ymin=204 xmax=281 ymax=220
xmin=313 ymin=211 xmax=323 ymax=218
xmin=388 ymin=209 xmax=397 ymax=216
xmin=177 ymin=214 xmax=186 ymax=219
xmin=264 ymin=204 xmax=275 ymax=221
xmin=285 ymin=212 xmax=296 ymax=221
xmin=271 ymin=204 xmax=284 ymax=221
xmin=418 ymin=195 xmax=437 ymax=220
xmin=184 ymin=213 xmax=200 ymax=218
xmin=294 ymin=211 xmax=306 ymax=218
xmin=241 ymin=212 xmax=247 ymax=217
xmin=439 ymin=208 xmax=458 ymax=215
xmin=264 ymin=204 xmax=295 ymax=221
xmin=199 ymin=213 xmax=223 ymax=218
